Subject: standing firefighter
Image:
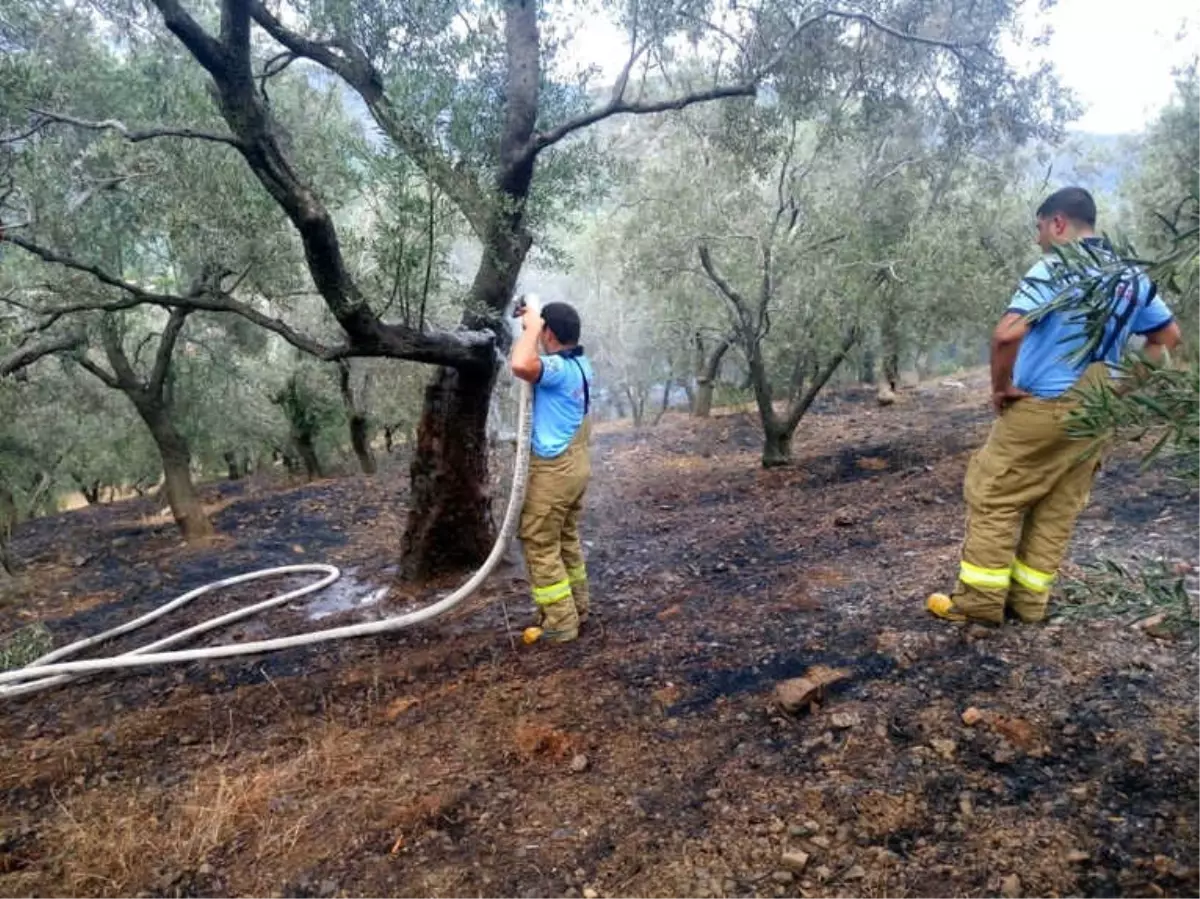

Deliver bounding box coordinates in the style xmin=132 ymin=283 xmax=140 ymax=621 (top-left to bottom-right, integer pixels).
xmin=928 ymin=187 xmax=1182 ymax=625
xmin=510 ymin=294 xmax=594 ymax=644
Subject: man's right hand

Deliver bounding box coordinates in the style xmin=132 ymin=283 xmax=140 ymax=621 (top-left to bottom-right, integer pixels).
xmin=992 ymin=384 xmax=1030 ymax=415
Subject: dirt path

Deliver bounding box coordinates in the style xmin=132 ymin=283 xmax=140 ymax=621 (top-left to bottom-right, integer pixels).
xmin=1 ymin=374 xmax=1196 ymax=898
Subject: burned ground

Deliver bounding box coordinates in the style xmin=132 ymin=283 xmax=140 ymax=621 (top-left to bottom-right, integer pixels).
xmin=1 ymin=373 xmax=1196 ymax=898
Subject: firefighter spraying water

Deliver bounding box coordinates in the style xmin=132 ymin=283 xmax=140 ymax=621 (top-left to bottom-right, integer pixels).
xmin=509 ymin=293 xmax=595 ymax=645
xmin=927 ymin=187 xmax=1183 ymax=625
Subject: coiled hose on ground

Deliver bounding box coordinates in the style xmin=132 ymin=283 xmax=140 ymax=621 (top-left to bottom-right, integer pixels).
xmin=0 ymin=379 xmax=532 ymax=701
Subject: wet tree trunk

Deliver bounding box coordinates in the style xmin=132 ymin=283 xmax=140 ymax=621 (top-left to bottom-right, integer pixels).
xmin=223 ymin=451 xmax=243 ymax=481
xmin=401 ymin=364 xmax=497 ymax=581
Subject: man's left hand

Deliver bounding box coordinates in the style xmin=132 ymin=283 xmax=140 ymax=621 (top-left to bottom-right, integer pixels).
xmin=520 ymin=295 xmax=542 ymax=330
xmin=992 ymin=384 xmax=1030 ymax=415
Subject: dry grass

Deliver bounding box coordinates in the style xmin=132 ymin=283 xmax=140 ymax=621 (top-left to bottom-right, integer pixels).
xmin=5 ymin=723 xmax=453 ymax=897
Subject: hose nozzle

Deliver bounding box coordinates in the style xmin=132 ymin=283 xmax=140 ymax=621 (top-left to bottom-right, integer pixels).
xmin=512 ymin=292 xmax=540 ymax=320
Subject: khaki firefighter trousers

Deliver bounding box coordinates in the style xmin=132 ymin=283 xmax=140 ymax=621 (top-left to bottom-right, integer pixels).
xmin=519 ymin=423 xmax=591 ymax=640
xmin=952 ymin=365 xmax=1110 ymax=624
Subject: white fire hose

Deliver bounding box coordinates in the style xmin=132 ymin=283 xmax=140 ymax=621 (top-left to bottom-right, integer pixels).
xmin=0 ymin=378 xmax=532 ymax=700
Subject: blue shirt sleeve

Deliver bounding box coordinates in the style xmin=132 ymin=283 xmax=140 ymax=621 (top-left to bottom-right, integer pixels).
xmin=1007 ymin=260 xmax=1054 ymax=315
xmin=537 ymin=354 xmax=570 ymax=391
xmin=1131 ymin=278 xmax=1174 ymax=335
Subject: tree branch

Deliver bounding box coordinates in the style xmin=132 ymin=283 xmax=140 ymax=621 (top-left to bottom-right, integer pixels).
xmin=75 ymin=353 xmax=122 ymax=390
xmin=0 ymin=332 xmax=84 ymax=377
xmin=246 ymin=0 xmax=491 ymax=238
xmin=150 ymin=307 xmax=191 ymax=393
xmin=532 ymin=83 xmax=756 ymax=156
xmin=0 ymin=120 xmax=49 ymax=146
xmin=30 ymin=109 xmax=243 ymax=149
xmin=530 ymin=9 xmax=835 ymax=156
xmin=785 ymin=324 xmax=860 ymax=432
xmin=697 ymin=243 xmax=753 ymax=334
xmin=98 ymin=316 xmax=140 ymax=388
xmin=826 ymin=10 xmax=989 ymax=61
xmin=2 ymin=233 xmax=493 ymax=367
xmin=147 ymin=0 xmax=228 ymax=75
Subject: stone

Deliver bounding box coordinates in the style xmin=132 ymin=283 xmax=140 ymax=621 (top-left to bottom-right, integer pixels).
xmin=570 ymin=754 xmax=590 ymax=773
xmin=844 ymin=865 xmax=866 ymax=881
xmin=768 ymin=818 xmax=785 ymax=834
xmin=1067 ymin=850 xmax=1090 ymax=863
xmin=814 ymin=866 xmax=832 ymax=882
xmin=1001 ymin=874 xmax=1022 ymax=898
xmin=958 ymin=793 xmax=974 ymax=819
xmin=830 ymin=712 xmax=860 ymax=730
xmin=774 ymin=668 xmax=850 ymax=713
xmin=781 ymin=850 xmax=810 ymax=872
xmin=197 ymin=863 xmax=214 ymax=877
xmin=583 ymin=889 xmax=599 ymax=899
xmin=930 ymin=738 xmax=957 ymax=759
xmin=771 ymin=870 xmax=794 ymax=885
xmin=775 ymin=678 xmax=821 ymax=713
xmin=961 ymin=707 xmax=985 ymax=726
xmin=787 ymin=824 xmax=808 ymax=837
xmin=809 ymin=835 xmax=832 ymax=850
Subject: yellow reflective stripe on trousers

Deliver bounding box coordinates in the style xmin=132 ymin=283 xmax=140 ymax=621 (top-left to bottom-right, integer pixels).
xmin=532 ymin=579 xmax=572 ymax=606
xmin=567 ymin=564 xmax=587 ymax=584
xmin=1011 ymin=558 xmax=1055 ymax=593
xmin=959 ymin=560 xmax=1012 ymax=590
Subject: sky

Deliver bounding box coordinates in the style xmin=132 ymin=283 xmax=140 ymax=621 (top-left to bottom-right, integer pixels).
xmin=557 ymin=0 xmax=1196 ymax=135
xmin=1022 ymin=0 xmax=1195 ymax=133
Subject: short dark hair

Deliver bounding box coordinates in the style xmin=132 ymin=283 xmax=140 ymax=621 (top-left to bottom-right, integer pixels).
xmin=541 ymin=301 xmax=581 ymax=345
xmin=1036 ymin=187 xmax=1096 ymax=227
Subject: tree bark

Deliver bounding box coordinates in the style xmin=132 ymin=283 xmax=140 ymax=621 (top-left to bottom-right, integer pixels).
xmin=0 ymin=483 xmax=17 ymax=577
xmin=653 ymin=378 xmax=674 ymax=425
xmin=401 ymin=364 xmax=496 ymax=581
xmin=294 ymin=433 xmax=323 ymax=481
xmin=859 ymin=345 xmax=877 ymax=384
xmin=693 ymin=334 xmax=733 ymax=418
xmin=223 ymin=450 xmax=242 ymax=480
xmin=136 ymin=399 xmax=213 ymax=539
xmin=761 ymin=425 xmax=793 ymax=468
xmin=338 ymin=360 xmax=376 ymax=475
xmin=349 ymin=415 xmax=376 ymax=474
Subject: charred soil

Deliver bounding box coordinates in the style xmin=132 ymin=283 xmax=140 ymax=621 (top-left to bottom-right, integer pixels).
xmin=1 ymin=373 xmax=1197 ymax=898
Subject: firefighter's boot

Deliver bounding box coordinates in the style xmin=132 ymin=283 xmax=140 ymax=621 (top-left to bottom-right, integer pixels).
xmin=523 ymin=596 xmax=579 ymax=645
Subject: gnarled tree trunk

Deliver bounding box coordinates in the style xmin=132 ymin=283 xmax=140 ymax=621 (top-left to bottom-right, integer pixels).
xmin=693 ymin=334 xmax=733 ymax=419
xmin=136 ymin=399 xmax=213 ymax=540
xmin=401 ymin=364 xmax=497 ymax=580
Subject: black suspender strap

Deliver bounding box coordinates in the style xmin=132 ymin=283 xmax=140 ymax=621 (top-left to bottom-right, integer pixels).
xmin=567 ymin=357 xmax=590 ymax=415
xmin=559 ymin=348 xmax=590 ymax=415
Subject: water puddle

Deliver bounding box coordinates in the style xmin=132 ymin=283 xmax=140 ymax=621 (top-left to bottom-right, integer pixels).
xmin=292 ymin=568 xmax=389 ymax=621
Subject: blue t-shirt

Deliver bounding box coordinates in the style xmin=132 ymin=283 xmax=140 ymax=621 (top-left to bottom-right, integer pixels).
xmin=532 ymin=351 xmax=593 ymax=458
xmin=1008 ymin=240 xmax=1174 ymax=398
